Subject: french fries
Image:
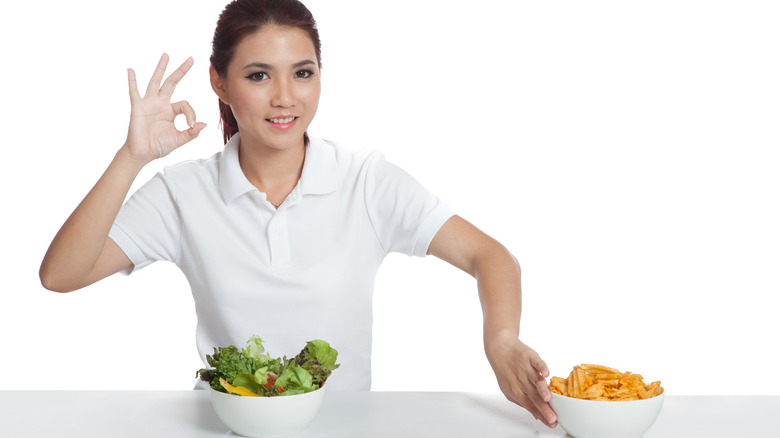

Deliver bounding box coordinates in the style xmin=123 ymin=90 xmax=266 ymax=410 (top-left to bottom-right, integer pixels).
xmin=549 ymin=364 xmax=663 ymax=401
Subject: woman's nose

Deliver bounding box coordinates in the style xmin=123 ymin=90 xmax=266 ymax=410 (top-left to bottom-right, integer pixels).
xmin=270 ymin=78 xmax=293 ymax=107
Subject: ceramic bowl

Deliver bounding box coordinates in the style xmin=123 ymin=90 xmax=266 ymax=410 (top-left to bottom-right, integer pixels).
xmin=208 ymin=386 xmax=325 ymax=438
xmin=549 ymin=391 xmax=664 ymax=438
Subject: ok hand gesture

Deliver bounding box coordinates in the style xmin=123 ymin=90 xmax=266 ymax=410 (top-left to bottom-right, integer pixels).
xmin=124 ymin=53 xmax=207 ymax=164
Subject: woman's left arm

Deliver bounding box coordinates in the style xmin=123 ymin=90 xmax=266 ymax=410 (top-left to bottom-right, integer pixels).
xmin=428 ymin=215 xmax=558 ymax=428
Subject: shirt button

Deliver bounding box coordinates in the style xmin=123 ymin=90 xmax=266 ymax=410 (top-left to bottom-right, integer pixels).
xmin=272 ymin=226 xmax=282 ymax=235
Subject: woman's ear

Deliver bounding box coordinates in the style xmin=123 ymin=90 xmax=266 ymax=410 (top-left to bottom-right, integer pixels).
xmin=209 ymin=65 xmax=229 ymax=105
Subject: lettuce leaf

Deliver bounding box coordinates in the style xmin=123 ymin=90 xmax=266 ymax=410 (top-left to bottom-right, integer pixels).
xmin=275 ymin=365 xmax=315 ymax=395
xmin=253 ymin=367 xmax=269 ymax=386
xmin=307 ymin=340 xmax=339 ymax=369
xmin=292 ymin=340 xmax=340 ymax=387
xmin=243 ymin=335 xmax=272 ymax=365
xmin=232 ymin=373 xmax=262 ymax=394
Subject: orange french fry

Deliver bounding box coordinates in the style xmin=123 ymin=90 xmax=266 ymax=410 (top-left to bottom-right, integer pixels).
xmin=568 ymin=369 xmax=580 ymax=398
xmin=581 ymin=364 xmax=619 ymax=374
xmin=582 ymin=380 xmax=606 ymax=400
xmin=549 ymin=377 xmax=567 ymax=396
xmin=576 ymin=366 xmax=590 ymax=394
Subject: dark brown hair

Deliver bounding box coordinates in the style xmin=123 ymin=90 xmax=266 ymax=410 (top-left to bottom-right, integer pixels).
xmin=211 ymin=0 xmax=322 ymax=144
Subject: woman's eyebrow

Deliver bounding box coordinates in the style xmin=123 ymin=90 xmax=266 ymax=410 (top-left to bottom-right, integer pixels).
xmin=292 ymin=60 xmax=316 ymax=69
xmin=243 ymin=60 xmax=316 ymax=70
xmin=243 ymin=62 xmax=273 ymax=70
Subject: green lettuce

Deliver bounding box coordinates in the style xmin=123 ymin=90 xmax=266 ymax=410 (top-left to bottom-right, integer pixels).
xmin=232 ymin=373 xmax=262 ymax=394
xmin=292 ymin=340 xmax=340 ymax=387
xmin=275 ymin=365 xmax=316 ymax=395
xmin=243 ymin=335 xmax=272 ymax=365
xmin=196 ymin=335 xmax=339 ymax=396
xmin=197 ymin=345 xmax=256 ymax=392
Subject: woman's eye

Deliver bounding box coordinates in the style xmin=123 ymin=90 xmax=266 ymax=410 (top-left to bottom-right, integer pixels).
xmin=295 ymin=69 xmax=314 ymax=79
xmin=247 ymin=72 xmax=268 ymax=81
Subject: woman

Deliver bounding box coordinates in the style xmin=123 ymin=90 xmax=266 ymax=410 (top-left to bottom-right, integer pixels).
xmin=39 ymin=0 xmax=557 ymax=428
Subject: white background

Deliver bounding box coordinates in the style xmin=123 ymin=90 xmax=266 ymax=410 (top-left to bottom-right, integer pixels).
xmin=1 ymin=0 xmax=778 ymax=395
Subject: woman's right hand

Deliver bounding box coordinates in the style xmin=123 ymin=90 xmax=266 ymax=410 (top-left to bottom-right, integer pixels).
xmin=124 ymin=53 xmax=206 ymax=164
xmin=40 ymin=54 xmax=207 ymax=292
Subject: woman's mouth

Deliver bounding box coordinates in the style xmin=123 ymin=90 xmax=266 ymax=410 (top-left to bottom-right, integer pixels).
xmin=266 ymin=116 xmax=298 ymax=130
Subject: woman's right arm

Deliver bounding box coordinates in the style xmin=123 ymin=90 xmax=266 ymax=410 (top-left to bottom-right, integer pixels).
xmin=39 ymin=54 xmax=206 ymax=292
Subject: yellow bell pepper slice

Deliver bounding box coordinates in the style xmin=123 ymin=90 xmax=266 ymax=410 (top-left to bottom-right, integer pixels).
xmin=219 ymin=377 xmax=260 ymax=397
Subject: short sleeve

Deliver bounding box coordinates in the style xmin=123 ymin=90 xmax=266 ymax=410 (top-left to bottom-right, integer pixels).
xmin=364 ymin=154 xmax=454 ymax=257
xmin=108 ymin=171 xmax=181 ymax=274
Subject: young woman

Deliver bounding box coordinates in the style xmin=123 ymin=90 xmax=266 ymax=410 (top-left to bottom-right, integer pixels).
xmin=39 ymin=0 xmax=557 ymax=428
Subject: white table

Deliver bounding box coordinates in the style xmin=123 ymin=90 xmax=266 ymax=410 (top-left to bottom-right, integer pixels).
xmin=2 ymin=390 xmax=777 ymax=437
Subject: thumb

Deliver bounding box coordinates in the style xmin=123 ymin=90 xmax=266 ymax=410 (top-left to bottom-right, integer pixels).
xmin=178 ymin=122 xmax=207 ymax=145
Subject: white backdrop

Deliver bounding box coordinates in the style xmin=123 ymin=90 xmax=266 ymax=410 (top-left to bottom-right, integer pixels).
xmin=1 ymin=0 xmax=778 ymax=395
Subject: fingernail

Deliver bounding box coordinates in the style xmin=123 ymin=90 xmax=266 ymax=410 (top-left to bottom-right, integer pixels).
xmin=547 ymin=414 xmax=557 ymax=424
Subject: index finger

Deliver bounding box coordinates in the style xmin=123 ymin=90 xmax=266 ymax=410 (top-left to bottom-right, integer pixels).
xmin=523 ymin=370 xmax=557 ymax=427
xmin=159 ymin=56 xmax=194 ymax=98
xmin=533 ymin=356 xmax=550 ymax=378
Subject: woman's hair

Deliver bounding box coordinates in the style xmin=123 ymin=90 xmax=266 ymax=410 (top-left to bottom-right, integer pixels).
xmin=211 ymin=0 xmax=322 ymax=144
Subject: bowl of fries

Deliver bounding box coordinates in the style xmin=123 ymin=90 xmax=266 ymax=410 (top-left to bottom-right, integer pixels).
xmin=548 ymin=364 xmax=664 ymax=438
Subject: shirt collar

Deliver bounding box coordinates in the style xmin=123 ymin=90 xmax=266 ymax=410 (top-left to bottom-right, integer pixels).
xmin=218 ymin=133 xmax=255 ymax=204
xmin=219 ymin=132 xmax=339 ymax=204
xmin=300 ymin=135 xmax=339 ymax=195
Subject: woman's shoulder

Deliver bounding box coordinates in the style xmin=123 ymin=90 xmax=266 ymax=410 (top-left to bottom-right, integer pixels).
xmin=309 ymin=134 xmax=386 ymax=172
xmin=158 ymin=149 xmax=222 ymax=179
xmin=143 ymin=150 xmax=224 ymax=201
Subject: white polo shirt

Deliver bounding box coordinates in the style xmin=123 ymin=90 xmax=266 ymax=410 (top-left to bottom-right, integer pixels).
xmin=108 ymin=133 xmax=453 ymax=391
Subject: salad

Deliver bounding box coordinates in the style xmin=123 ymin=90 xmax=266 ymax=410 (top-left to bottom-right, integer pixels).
xmin=197 ymin=335 xmax=339 ymax=397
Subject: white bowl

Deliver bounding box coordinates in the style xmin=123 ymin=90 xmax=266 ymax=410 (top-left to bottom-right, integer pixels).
xmin=208 ymin=386 xmax=325 ymax=438
xmin=549 ymin=391 xmax=664 ymax=438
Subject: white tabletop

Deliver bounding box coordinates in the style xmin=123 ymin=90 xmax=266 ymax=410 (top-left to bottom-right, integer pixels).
xmin=2 ymin=390 xmax=777 ymax=437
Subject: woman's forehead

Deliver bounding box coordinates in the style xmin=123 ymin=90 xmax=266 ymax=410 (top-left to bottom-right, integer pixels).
xmin=232 ymin=25 xmax=318 ymax=67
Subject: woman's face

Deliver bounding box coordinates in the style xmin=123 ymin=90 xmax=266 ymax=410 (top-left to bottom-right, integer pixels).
xmin=211 ymin=25 xmax=321 ymax=152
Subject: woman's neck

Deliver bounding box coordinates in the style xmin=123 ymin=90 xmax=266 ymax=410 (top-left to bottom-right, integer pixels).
xmin=237 ymin=135 xmax=306 ymax=204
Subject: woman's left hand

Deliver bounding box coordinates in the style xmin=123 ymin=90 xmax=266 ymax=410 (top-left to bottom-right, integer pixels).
xmin=484 ymin=331 xmax=557 ymax=428
xmin=428 ymin=215 xmax=557 ymax=427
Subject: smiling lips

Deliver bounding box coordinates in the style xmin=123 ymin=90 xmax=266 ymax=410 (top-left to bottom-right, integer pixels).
xmin=267 ymin=116 xmax=298 ymax=130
